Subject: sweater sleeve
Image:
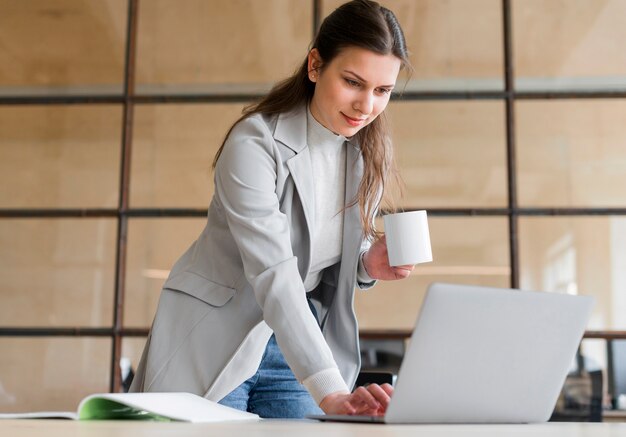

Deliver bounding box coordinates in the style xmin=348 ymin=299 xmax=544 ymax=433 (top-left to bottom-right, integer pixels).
xmin=357 ymin=251 xmax=375 ymax=284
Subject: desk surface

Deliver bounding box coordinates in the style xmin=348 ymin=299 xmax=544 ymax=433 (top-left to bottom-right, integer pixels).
xmin=2 ymin=419 xmax=626 ymax=437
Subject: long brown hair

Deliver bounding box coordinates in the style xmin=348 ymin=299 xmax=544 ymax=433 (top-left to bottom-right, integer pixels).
xmin=213 ymin=0 xmax=411 ymax=241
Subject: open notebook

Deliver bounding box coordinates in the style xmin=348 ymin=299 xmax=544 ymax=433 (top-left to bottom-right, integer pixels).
xmin=0 ymin=392 xmax=259 ymax=422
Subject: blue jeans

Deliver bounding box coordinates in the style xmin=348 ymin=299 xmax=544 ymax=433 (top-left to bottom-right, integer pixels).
xmin=218 ymin=300 xmax=324 ymax=418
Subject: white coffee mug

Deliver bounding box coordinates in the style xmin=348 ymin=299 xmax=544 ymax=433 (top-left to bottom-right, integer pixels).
xmin=383 ymin=210 xmax=433 ymax=267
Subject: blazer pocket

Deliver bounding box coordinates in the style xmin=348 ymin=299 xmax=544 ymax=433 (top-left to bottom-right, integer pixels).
xmin=163 ymin=271 xmax=236 ymax=307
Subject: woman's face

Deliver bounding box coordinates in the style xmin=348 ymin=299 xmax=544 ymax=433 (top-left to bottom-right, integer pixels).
xmin=308 ymin=46 xmax=401 ymax=137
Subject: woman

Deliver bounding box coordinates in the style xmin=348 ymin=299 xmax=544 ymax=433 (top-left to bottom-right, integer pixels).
xmin=130 ymin=0 xmax=414 ymax=419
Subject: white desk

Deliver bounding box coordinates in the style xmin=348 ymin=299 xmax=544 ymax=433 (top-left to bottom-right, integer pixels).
xmin=2 ymin=419 xmax=626 ymax=437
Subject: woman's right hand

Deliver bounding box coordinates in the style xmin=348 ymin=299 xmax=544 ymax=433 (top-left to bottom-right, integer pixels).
xmin=319 ymin=383 xmax=394 ymax=416
xmin=362 ymin=235 xmax=415 ymax=280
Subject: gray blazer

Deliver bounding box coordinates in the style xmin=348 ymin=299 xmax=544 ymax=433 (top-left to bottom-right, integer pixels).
xmin=130 ymin=103 xmax=373 ymax=402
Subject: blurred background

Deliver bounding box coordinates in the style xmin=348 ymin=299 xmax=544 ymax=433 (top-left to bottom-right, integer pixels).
xmin=1 ymin=0 xmax=625 ymax=417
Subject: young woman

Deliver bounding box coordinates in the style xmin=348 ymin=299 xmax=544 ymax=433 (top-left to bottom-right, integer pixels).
xmin=130 ymin=0 xmax=414 ymax=419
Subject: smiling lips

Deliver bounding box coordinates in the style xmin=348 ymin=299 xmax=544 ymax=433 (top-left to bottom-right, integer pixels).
xmin=341 ymin=112 xmax=366 ymax=127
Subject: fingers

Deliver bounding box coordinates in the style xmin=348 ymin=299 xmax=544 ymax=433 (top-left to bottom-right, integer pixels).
xmin=392 ymin=264 xmax=414 ymax=279
xmin=345 ymin=384 xmax=394 ymax=415
xmin=342 ymin=400 xmax=356 ymax=415
xmin=380 ymin=383 xmax=394 ymax=396
xmin=320 ymin=391 xmax=357 ymax=415
xmin=352 ymin=386 xmax=381 ymax=410
xmin=364 ymin=384 xmax=391 ymax=410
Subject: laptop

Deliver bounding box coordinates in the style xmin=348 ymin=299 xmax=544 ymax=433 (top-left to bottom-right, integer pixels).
xmin=308 ymin=282 xmax=594 ymax=424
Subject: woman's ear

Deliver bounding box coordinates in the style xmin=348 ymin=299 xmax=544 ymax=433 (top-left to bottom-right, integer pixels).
xmin=307 ymin=48 xmax=322 ymax=82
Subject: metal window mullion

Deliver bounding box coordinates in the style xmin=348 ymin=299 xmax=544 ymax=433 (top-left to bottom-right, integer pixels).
xmin=313 ymin=0 xmax=322 ymax=37
xmin=502 ymin=0 xmax=519 ymax=288
xmin=4 ymin=89 xmax=626 ymax=106
xmin=110 ymin=0 xmax=139 ymax=393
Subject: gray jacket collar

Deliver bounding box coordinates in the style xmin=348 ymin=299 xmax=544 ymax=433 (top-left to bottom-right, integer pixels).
xmin=274 ymin=103 xmax=364 ymax=285
xmin=274 ymin=104 xmax=307 ymax=153
xmin=273 ymin=103 xmax=361 ymax=153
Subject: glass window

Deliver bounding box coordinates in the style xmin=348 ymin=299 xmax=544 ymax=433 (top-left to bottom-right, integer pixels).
xmin=0 ymin=219 xmax=116 ymax=327
xmin=0 ymin=337 xmax=110 ymax=412
xmin=514 ymin=0 xmax=626 ymax=91
xmin=387 ymin=101 xmax=507 ymax=208
xmin=0 ymin=105 xmax=122 ymax=208
xmin=121 ymin=336 xmax=148 ymax=381
xmin=579 ymin=338 xmax=607 ymax=377
xmin=519 ymin=216 xmax=626 ymax=330
xmin=323 ymin=0 xmax=504 ymax=91
xmin=135 ymin=0 xmax=313 ymax=95
xmin=0 ymin=0 xmax=127 ymax=96
xmin=356 ymin=216 xmax=510 ymax=330
xmin=517 ymin=100 xmax=626 ymax=208
xmin=130 ymin=104 xmax=245 ymax=207
xmin=124 ymin=218 xmax=206 ymax=327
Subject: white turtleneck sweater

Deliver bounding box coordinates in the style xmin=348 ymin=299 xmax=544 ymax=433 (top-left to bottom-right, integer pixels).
xmin=300 ymin=107 xmax=374 ymax=403
xmin=303 ymin=107 xmax=373 ymax=292
xmin=303 ymin=108 xmax=346 ymax=291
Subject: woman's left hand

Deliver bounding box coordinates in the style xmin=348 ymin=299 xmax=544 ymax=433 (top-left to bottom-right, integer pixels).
xmin=319 ymin=383 xmax=394 ymax=416
xmin=362 ymin=235 xmax=414 ymax=280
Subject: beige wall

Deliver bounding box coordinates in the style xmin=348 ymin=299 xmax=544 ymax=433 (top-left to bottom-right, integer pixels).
xmin=514 ymin=0 xmax=626 ymax=89
xmin=1 ymin=0 xmax=625 ymax=412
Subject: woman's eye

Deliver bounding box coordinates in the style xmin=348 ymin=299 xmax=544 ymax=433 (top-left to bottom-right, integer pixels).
xmin=377 ymin=88 xmax=392 ymax=95
xmin=345 ymin=78 xmax=360 ymax=87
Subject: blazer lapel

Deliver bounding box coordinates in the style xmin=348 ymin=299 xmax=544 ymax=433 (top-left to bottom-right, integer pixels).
xmin=274 ymin=105 xmax=316 ymax=273
xmin=342 ymin=141 xmax=364 ymax=260
xmin=273 ymin=105 xmax=365 ymax=282
xmin=286 ymin=152 xmax=315 ymax=235
xmin=323 ymin=140 xmax=364 ymax=386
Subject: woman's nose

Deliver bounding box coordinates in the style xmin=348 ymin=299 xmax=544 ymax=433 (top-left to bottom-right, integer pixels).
xmin=354 ymin=92 xmax=374 ymax=116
